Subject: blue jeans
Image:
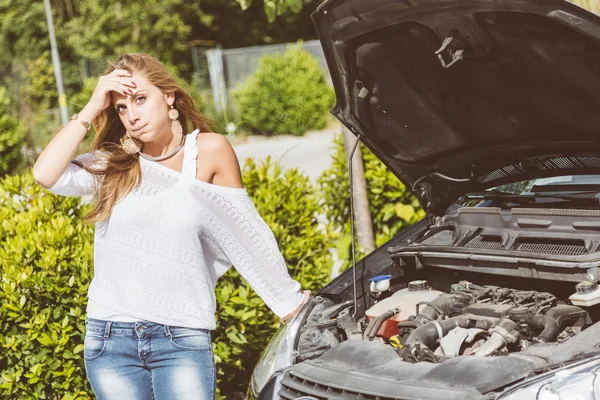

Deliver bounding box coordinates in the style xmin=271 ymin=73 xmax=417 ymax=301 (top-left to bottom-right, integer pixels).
xmin=83 ymin=317 xmax=216 ymax=400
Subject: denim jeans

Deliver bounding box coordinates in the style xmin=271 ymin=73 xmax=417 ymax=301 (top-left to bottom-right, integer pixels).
xmin=83 ymin=317 xmax=216 ymax=400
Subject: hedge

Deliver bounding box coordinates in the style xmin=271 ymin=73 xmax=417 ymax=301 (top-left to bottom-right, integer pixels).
xmin=233 ymin=43 xmax=335 ymax=136
xmin=317 ymin=133 xmax=424 ymax=272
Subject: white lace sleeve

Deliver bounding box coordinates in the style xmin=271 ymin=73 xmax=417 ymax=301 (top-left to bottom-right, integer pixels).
xmin=45 ymin=151 xmax=104 ymax=197
xmin=190 ymin=184 xmax=304 ymax=318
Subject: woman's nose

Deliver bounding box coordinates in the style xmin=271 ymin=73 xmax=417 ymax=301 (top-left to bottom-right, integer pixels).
xmin=127 ymin=109 xmax=140 ymax=125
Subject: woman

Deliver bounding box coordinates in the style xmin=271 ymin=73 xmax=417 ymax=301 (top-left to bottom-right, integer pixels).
xmin=32 ymin=53 xmax=312 ymax=400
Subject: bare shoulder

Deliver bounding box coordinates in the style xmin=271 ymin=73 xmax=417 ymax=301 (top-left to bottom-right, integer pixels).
xmin=196 ymin=132 xmax=244 ymax=189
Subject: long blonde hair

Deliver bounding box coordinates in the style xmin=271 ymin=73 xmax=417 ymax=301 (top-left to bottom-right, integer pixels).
xmin=74 ymin=53 xmax=212 ymax=224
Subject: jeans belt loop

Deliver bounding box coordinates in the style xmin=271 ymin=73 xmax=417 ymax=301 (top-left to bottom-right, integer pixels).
xmin=103 ymin=321 xmax=112 ymax=339
xmin=164 ymin=324 xmax=172 ymax=339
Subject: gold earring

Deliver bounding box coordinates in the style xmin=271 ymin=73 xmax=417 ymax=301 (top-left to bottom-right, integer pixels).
xmin=168 ymin=104 xmax=183 ymax=142
xmin=121 ymin=133 xmax=143 ymax=154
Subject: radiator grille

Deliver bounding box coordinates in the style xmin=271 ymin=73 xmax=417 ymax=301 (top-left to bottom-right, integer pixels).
xmin=515 ymin=240 xmax=587 ymax=255
xmin=279 ymin=371 xmax=404 ymax=400
xmin=465 ymin=236 xmax=504 ymax=250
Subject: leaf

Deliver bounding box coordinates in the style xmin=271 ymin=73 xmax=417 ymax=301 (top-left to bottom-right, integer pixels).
xmin=395 ymin=203 xmax=415 ymax=222
xmin=264 ymin=1 xmax=277 ymax=22
xmin=235 ymin=0 xmax=252 ymax=10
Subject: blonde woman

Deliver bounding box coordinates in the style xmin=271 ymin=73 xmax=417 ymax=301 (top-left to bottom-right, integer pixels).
xmin=33 ymin=53 xmax=311 ymax=400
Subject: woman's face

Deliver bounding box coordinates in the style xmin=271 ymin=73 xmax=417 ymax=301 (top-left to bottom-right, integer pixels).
xmin=111 ymin=72 xmax=174 ymax=143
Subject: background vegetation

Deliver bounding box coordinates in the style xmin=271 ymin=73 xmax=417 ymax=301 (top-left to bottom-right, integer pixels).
xmin=234 ymin=44 xmax=335 ymax=136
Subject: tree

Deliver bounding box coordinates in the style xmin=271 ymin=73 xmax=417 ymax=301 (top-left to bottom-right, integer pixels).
xmin=236 ymin=0 xmax=306 ymax=22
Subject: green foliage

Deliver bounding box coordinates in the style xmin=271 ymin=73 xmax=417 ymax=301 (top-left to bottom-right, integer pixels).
xmin=213 ymin=156 xmax=333 ymax=397
xmin=0 ymin=173 xmax=95 ymax=399
xmin=317 ymin=133 xmax=424 ymax=272
xmin=233 ymin=44 xmax=335 ymax=136
xmin=362 ymin=143 xmax=426 ymax=246
xmin=236 ymin=0 xmax=304 ymax=22
xmin=0 ymin=87 xmax=26 ymax=177
xmin=20 ymin=51 xmax=58 ymax=112
xmin=64 ymin=1 xmax=192 ymax=67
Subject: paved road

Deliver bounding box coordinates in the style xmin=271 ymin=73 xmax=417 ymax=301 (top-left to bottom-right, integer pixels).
xmin=231 ymin=126 xmax=340 ymax=181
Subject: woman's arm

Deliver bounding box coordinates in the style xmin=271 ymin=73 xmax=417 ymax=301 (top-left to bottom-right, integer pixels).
xmin=33 ymin=104 xmax=97 ymax=189
xmin=193 ymin=133 xmax=311 ymax=321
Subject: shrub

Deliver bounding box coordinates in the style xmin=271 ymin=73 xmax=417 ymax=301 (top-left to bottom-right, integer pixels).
xmin=317 ymin=133 xmax=424 ymax=272
xmin=0 ymin=173 xmax=95 ymax=399
xmin=0 ymin=87 xmax=27 ymax=177
xmin=233 ymin=43 xmax=335 ymax=136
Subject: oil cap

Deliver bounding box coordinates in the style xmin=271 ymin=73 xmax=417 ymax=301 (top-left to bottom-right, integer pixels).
xmin=408 ymin=280 xmax=429 ymax=291
xmin=576 ymin=280 xmax=598 ymax=295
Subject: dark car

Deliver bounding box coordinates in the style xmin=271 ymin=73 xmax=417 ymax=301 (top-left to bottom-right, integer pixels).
xmin=248 ymin=0 xmax=600 ymax=398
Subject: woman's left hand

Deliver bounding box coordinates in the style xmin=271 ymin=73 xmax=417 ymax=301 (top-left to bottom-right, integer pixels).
xmin=279 ymin=290 xmax=312 ymax=324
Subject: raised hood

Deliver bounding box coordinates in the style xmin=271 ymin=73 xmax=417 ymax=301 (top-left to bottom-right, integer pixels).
xmin=311 ymin=0 xmax=600 ymax=215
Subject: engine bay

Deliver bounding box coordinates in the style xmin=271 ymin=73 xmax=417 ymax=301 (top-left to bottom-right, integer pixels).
xmin=289 ymin=207 xmax=600 ymax=397
xmin=298 ymin=278 xmax=596 ymax=363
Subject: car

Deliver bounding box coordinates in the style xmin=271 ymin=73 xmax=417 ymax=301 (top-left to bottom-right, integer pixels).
xmin=247 ymin=0 xmax=600 ymax=398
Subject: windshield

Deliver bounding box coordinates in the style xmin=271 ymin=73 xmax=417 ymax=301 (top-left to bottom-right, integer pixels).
xmin=490 ymin=175 xmax=600 ymax=195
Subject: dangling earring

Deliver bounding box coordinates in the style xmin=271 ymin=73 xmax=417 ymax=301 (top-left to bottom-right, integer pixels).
xmin=121 ymin=133 xmax=143 ymax=154
xmin=168 ymin=104 xmax=183 ymax=142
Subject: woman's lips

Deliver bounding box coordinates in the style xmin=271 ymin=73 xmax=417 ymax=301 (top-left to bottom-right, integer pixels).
xmin=133 ymin=124 xmax=147 ymax=133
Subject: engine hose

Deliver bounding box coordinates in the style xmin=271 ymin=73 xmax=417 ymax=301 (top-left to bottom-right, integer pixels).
xmin=531 ymin=305 xmax=589 ymax=343
xmin=415 ymin=293 xmax=471 ymax=325
xmin=471 ymin=318 xmax=519 ymax=357
xmin=530 ymin=316 xmax=558 ymax=343
xmin=404 ymin=314 xmax=476 ymax=349
xmin=545 ymin=305 xmax=589 ymax=327
xmin=366 ymin=308 xmax=400 ymax=340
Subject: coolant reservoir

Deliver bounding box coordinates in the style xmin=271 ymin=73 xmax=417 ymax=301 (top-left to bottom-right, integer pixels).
xmin=365 ymin=280 xmax=443 ymax=340
xmin=569 ymin=280 xmax=600 ymax=307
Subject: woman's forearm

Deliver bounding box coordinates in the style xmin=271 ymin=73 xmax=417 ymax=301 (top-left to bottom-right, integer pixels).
xmin=33 ymin=104 xmax=98 ymax=189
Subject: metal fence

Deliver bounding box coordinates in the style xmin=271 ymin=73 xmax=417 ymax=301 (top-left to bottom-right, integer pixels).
xmin=204 ymin=40 xmax=330 ymax=113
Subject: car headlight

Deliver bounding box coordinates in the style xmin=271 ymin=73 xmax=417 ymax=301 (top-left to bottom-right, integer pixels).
xmin=250 ymin=301 xmax=310 ymax=396
xmin=497 ymin=355 xmax=600 ymax=400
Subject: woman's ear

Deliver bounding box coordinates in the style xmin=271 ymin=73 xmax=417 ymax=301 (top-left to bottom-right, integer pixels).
xmin=164 ymin=92 xmax=175 ymax=107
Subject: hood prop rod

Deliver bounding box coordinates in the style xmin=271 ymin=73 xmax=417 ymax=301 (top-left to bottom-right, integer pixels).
xmin=349 ymin=133 xmax=361 ymax=318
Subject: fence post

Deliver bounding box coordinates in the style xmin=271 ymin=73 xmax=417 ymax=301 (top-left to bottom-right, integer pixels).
xmin=206 ymin=45 xmax=228 ymax=115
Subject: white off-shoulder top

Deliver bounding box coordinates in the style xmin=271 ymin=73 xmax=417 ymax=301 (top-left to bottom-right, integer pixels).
xmin=44 ymin=129 xmax=303 ymax=329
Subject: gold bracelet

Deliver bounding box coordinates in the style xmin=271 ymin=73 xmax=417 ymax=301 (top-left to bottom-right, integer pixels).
xmin=70 ymin=113 xmax=91 ymax=132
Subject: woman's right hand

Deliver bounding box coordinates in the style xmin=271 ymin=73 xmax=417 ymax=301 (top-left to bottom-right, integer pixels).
xmin=85 ymin=69 xmax=138 ymax=118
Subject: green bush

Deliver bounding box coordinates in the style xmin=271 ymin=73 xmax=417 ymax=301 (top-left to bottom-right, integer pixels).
xmin=233 ymin=43 xmax=335 ymax=136
xmin=0 ymin=86 xmax=27 ymax=177
xmin=213 ymin=156 xmax=333 ymax=398
xmin=317 ymin=133 xmax=424 ymax=272
xmin=0 ymin=173 xmax=95 ymax=399
xmin=0 ymin=157 xmax=333 ymax=399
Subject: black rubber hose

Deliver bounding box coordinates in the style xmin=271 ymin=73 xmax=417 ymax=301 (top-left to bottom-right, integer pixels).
xmin=405 ymin=314 xmax=475 ymax=349
xmin=364 ymin=318 xmax=377 ymax=338
xmin=531 ymin=305 xmax=589 ymax=343
xmin=530 ymin=315 xmax=559 ymax=343
xmin=366 ymin=308 xmax=399 ymax=340
xmin=545 ymin=305 xmax=589 ymax=327
xmin=416 ymin=293 xmax=471 ymax=324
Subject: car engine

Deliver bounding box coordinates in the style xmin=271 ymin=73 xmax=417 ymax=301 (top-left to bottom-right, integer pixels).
xmin=297 ymin=279 xmax=594 ymax=364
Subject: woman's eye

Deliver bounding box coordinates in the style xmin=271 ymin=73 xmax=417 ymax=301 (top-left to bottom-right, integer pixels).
xmin=115 ymin=96 xmax=145 ymax=113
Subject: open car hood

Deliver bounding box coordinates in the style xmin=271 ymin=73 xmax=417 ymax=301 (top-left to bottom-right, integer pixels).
xmin=311 ymin=0 xmax=600 ymax=215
